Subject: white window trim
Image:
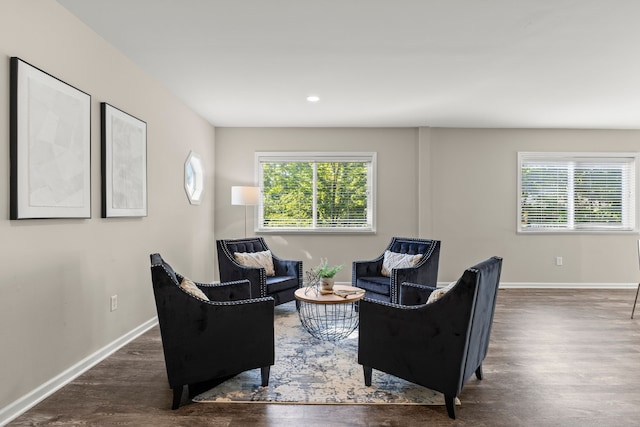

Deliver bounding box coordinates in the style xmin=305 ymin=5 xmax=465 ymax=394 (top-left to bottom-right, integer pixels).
xmin=517 ymin=151 xmax=639 ymax=234
xmin=255 ymin=151 xmax=377 ymax=234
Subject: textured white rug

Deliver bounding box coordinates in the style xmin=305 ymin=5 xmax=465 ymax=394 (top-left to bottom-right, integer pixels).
xmin=193 ymin=301 xmax=455 ymax=406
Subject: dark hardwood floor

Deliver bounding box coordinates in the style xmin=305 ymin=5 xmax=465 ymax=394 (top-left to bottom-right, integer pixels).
xmin=9 ymin=289 xmax=640 ymax=426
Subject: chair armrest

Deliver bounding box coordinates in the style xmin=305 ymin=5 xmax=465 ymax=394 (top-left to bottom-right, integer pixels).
xmin=162 ymin=296 xmax=276 ymax=384
xmin=358 ymin=295 xmax=473 ymax=394
xmin=217 ymin=260 xmax=266 ymax=299
xmin=221 ymin=261 xmax=263 ymax=281
xmin=390 ymin=251 xmax=440 ymax=303
xmin=399 ymin=282 xmax=436 ymax=306
xmin=352 ymin=258 xmax=384 ymax=280
xmin=198 ymin=279 xmax=252 ymax=302
xmin=199 ymin=297 xmax=275 ymax=358
xmin=393 ymin=241 xmax=440 ymax=285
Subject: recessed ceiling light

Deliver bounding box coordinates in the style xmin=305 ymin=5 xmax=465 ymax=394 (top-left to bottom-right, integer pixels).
xmin=306 ymin=95 xmax=320 ymax=103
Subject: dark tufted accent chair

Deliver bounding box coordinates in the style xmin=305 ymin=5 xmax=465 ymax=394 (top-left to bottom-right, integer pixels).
xmin=216 ymin=237 xmax=302 ymax=306
xmin=150 ymin=253 xmax=274 ymax=409
xmin=352 ymin=237 xmax=441 ymax=303
xmin=358 ymin=256 xmax=502 ymax=419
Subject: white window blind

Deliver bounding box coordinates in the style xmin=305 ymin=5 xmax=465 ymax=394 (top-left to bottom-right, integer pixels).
xmin=256 ymin=152 xmax=376 ymax=233
xmin=518 ymin=152 xmax=638 ymax=233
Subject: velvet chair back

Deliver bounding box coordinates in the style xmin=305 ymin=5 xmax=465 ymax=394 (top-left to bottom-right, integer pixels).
xmin=358 ymin=256 xmax=502 ymax=419
xmin=150 ymin=253 xmax=274 ymax=409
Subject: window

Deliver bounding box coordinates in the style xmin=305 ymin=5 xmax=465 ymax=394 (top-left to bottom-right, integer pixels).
xmin=518 ymin=152 xmax=638 ymax=233
xmin=256 ymin=152 xmax=376 ymax=233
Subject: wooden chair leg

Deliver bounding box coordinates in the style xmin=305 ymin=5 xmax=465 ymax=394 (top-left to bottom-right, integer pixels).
xmin=475 ymin=364 xmax=483 ymax=380
xmin=363 ymin=366 xmax=372 ymax=386
xmin=445 ymin=394 xmax=456 ymax=419
xmin=171 ymin=386 xmax=183 ymax=410
xmin=261 ymin=366 xmax=270 ymax=387
xmin=632 ymin=283 xmax=640 ymax=319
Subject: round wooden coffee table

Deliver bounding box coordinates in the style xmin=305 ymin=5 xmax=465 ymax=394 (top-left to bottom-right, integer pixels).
xmin=294 ymin=284 xmax=365 ymax=341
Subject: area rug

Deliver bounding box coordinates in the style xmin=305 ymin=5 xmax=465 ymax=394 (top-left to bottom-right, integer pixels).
xmin=193 ymin=301 xmax=456 ymax=406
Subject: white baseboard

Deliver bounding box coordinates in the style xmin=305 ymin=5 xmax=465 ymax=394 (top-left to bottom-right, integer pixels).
xmin=0 ymin=317 xmax=158 ymax=427
xmin=340 ymin=281 xmax=639 ymax=290
xmin=497 ymin=282 xmax=638 ymax=289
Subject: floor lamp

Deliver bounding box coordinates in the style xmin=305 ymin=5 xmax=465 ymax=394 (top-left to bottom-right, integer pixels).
xmin=231 ymin=186 xmax=259 ymax=237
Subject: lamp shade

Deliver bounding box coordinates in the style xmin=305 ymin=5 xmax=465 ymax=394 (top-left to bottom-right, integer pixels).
xmin=231 ymin=186 xmax=259 ymax=206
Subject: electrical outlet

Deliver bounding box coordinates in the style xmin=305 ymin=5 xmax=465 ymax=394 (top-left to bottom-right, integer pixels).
xmin=556 ymin=256 xmax=563 ymax=266
xmin=110 ymin=295 xmax=118 ymax=312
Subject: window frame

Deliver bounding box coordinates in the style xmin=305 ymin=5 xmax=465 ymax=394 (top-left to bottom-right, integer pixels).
xmin=517 ymin=151 xmax=639 ymax=234
xmin=255 ymin=151 xmax=377 ymax=234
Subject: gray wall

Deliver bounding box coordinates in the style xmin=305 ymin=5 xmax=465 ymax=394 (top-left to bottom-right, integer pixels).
xmin=214 ymin=127 xmax=421 ymax=283
xmin=215 ymin=127 xmax=640 ymax=285
xmin=0 ymin=0 xmax=216 ymax=410
xmin=430 ymin=128 xmax=640 ymax=283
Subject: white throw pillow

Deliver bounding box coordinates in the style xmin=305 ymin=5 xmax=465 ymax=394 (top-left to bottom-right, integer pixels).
xmin=180 ymin=277 xmax=209 ymax=301
xmin=381 ymin=250 xmax=423 ymax=277
xmin=427 ymin=281 xmax=457 ymax=304
xmin=234 ymin=250 xmax=276 ymax=276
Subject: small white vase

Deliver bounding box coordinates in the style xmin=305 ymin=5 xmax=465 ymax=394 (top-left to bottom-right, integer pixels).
xmin=320 ymin=277 xmax=335 ymax=292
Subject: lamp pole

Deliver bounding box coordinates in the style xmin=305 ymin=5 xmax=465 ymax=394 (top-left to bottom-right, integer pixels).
xmin=231 ymin=186 xmax=259 ymax=238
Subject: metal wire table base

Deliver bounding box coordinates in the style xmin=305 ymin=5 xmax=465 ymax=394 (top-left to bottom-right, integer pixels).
xmin=297 ymin=300 xmax=360 ymax=341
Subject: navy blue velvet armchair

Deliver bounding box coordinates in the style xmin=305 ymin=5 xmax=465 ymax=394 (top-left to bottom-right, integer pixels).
xmin=352 ymin=237 xmax=441 ymax=303
xmin=150 ymin=253 xmax=275 ymax=409
xmin=358 ymin=256 xmax=502 ymax=419
xmin=217 ymin=237 xmax=302 ymax=306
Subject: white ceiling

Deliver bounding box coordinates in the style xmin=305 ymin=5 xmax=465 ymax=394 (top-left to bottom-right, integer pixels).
xmin=56 ymin=0 xmax=640 ymax=129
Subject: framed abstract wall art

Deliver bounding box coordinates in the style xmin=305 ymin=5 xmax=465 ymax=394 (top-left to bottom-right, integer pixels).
xmin=101 ymin=103 xmax=148 ymax=217
xmin=10 ymin=57 xmax=91 ymax=219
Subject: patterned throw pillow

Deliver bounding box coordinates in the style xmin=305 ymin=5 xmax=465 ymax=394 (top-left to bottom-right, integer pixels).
xmin=426 ymin=281 xmax=457 ymax=304
xmin=381 ymin=250 xmax=423 ymax=277
xmin=180 ymin=277 xmax=209 ymax=301
xmin=234 ymin=250 xmax=276 ymax=276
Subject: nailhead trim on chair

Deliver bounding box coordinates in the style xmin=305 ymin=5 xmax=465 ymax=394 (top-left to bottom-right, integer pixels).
xmin=152 ymin=261 xmax=272 ymax=306
xmin=389 ymin=237 xmax=439 ymax=304
xmin=218 ymin=238 xmax=270 ymax=298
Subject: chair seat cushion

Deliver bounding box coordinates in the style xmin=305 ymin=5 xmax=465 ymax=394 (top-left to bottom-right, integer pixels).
xmin=356 ymin=276 xmax=391 ymax=296
xmin=266 ymin=275 xmax=299 ymax=294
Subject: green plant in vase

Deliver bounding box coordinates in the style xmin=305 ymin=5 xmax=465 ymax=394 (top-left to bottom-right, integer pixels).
xmin=313 ymin=258 xmax=343 ymax=293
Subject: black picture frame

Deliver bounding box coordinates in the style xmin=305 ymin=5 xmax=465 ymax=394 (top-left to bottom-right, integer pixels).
xmin=10 ymin=57 xmax=91 ymax=219
xmin=101 ymin=103 xmax=148 ymax=218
